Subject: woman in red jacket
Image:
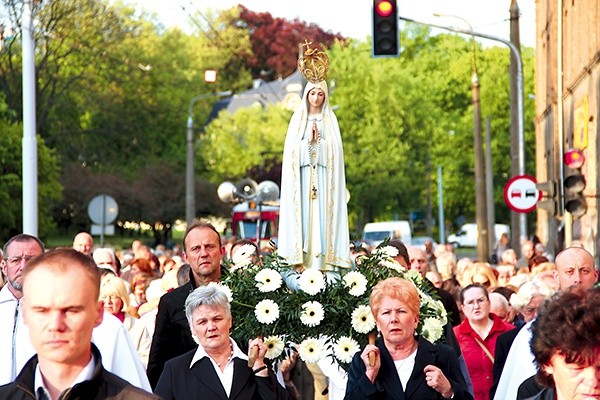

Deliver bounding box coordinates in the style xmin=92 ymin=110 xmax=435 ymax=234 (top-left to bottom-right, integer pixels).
xmin=453 ymin=284 xmax=514 ymax=400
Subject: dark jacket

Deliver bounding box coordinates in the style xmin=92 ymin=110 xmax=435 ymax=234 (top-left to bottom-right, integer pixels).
xmin=0 ymin=344 xmax=160 ymax=400
xmin=522 ymin=387 xmax=552 ymax=400
xmin=147 ymin=270 xmax=198 ymax=388
xmin=155 ymin=347 xmax=290 ymax=400
xmin=489 ymin=325 xmax=522 ymax=399
xmin=344 ymin=336 xmax=473 ymax=400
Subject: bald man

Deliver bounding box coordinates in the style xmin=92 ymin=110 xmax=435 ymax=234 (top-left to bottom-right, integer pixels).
xmin=73 ymin=232 xmax=94 ymax=256
xmin=494 ymin=246 xmax=598 ymax=400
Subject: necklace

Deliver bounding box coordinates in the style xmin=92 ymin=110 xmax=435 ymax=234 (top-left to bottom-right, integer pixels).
xmin=307 ymin=114 xmax=322 ymax=199
xmin=216 ymin=343 xmax=234 ymax=368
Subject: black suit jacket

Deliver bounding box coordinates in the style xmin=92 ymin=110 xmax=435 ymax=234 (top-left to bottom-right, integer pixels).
xmin=344 ymin=337 xmax=473 ymax=400
xmin=155 ymin=348 xmax=290 ymax=400
xmin=147 ymin=273 xmax=198 ymax=388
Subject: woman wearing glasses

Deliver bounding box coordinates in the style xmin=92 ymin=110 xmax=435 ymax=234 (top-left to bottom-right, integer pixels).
xmin=453 ymin=284 xmax=513 ymax=400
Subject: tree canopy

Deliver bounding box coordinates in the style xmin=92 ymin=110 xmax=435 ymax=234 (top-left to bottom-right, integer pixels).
xmin=0 ymin=1 xmax=536 ymax=243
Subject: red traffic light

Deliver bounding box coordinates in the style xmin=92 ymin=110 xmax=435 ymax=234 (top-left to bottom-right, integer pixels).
xmin=564 ymin=148 xmax=585 ymax=169
xmin=376 ymin=1 xmax=394 ymax=17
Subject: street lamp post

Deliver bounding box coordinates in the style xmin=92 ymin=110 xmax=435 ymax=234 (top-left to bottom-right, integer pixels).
xmin=401 ymin=15 xmax=527 ymax=249
xmin=186 ymin=90 xmax=232 ymax=227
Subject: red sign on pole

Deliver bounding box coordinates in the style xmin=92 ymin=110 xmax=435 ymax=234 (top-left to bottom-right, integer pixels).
xmin=503 ymin=175 xmax=542 ymax=213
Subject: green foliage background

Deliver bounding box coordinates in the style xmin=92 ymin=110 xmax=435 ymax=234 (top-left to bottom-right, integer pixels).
xmin=0 ymin=1 xmax=536 ymax=242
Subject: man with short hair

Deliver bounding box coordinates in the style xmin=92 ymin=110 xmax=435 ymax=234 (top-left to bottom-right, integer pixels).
xmin=494 ymin=246 xmax=598 ymax=400
xmin=0 ymin=248 xmax=159 ymax=399
xmin=0 ymin=234 xmax=151 ymax=391
xmin=73 ymin=232 xmax=94 ymax=256
xmin=147 ymin=221 xmax=225 ymax=388
xmin=0 ymin=234 xmax=45 ymax=382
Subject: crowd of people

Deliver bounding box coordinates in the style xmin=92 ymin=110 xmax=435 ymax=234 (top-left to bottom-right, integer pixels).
xmin=0 ymin=227 xmax=599 ymax=400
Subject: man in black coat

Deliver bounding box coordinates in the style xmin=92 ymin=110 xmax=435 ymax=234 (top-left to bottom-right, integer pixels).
xmin=147 ymin=222 xmax=225 ymax=389
xmin=0 ymin=248 xmax=159 ymax=400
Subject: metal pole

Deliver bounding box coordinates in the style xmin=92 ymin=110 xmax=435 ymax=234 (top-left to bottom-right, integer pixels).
xmin=100 ymin=194 xmax=106 ymax=247
xmin=22 ymin=0 xmax=37 ymax=236
xmin=403 ymin=16 xmax=527 ymax=246
xmin=509 ymin=0 xmax=524 ymax=252
xmin=438 ymin=166 xmax=445 ymax=244
xmin=485 ymin=117 xmax=496 ymax=255
xmin=186 ymin=115 xmax=195 ymax=228
xmin=186 ymin=91 xmax=232 ymax=228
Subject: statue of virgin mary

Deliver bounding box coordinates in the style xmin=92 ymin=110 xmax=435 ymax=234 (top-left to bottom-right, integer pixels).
xmin=278 ymin=42 xmax=351 ymax=271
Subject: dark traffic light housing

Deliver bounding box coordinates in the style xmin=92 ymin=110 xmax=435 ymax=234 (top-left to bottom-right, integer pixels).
xmin=372 ymin=0 xmax=399 ymax=57
xmin=563 ymin=149 xmax=587 ymax=218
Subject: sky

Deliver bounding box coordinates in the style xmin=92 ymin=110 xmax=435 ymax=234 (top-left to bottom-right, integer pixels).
xmin=125 ymin=0 xmax=536 ymax=48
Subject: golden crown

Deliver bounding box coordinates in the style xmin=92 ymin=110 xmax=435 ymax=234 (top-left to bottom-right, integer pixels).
xmin=298 ymin=40 xmax=330 ymax=83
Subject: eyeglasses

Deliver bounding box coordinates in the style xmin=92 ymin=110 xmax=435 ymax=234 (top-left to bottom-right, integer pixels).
xmin=6 ymin=255 xmax=36 ymax=266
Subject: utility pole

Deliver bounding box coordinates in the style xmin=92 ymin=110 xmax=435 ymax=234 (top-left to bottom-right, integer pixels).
xmin=510 ymin=0 xmax=524 ymax=254
xmin=473 ymin=71 xmax=489 ymax=261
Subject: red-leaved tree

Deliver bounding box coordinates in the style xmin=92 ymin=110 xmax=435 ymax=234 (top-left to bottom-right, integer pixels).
xmin=237 ymin=5 xmax=346 ymax=80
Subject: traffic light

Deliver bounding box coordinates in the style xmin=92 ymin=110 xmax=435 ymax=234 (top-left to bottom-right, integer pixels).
xmin=563 ymin=149 xmax=587 ymax=218
xmin=372 ymin=0 xmax=399 ymax=57
xmin=536 ymin=180 xmax=557 ymax=215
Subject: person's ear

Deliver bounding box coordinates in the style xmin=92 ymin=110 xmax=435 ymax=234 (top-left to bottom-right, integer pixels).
xmin=94 ymin=300 xmax=104 ymax=328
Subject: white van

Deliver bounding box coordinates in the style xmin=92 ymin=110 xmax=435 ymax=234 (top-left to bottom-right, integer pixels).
xmin=447 ymin=223 xmax=510 ymax=248
xmin=362 ymin=221 xmax=412 ymax=247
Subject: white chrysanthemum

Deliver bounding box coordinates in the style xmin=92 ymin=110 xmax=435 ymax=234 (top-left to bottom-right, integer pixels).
xmin=429 ymin=299 xmax=448 ymax=326
xmin=230 ymin=244 xmax=256 ymax=270
xmin=263 ymin=335 xmax=285 ymax=359
xmin=298 ymin=269 xmax=326 ymax=295
xmin=300 ymin=301 xmax=325 ymax=327
xmin=380 ymin=259 xmax=405 ymax=273
xmin=404 ymin=269 xmax=424 ymax=284
xmin=374 ymin=245 xmax=399 ymax=258
xmin=421 ymin=317 xmax=445 ymax=343
xmin=254 ymin=299 xmax=279 ymax=324
xmin=351 ymin=305 xmax=376 ymax=334
xmin=333 ymin=336 xmax=360 ymax=363
xmin=298 ymin=337 xmax=325 ymax=363
xmin=206 ymin=282 xmax=233 ymax=302
xmin=254 ymin=268 xmax=283 ymax=293
xmin=342 ymin=271 xmax=368 ymax=297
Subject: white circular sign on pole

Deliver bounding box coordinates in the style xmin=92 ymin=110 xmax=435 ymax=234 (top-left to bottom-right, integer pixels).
xmin=503 ymin=175 xmax=542 ymax=213
xmin=88 ymin=194 xmax=119 ymax=225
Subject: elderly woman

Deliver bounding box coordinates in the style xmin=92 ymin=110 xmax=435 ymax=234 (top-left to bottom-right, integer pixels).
xmin=99 ymin=275 xmax=152 ymax=368
xmin=453 ymin=284 xmax=514 ymax=400
xmin=346 ymin=277 xmax=472 ymax=400
xmin=526 ymin=287 xmax=600 ymax=400
xmin=155 ymin=285 xmax=289 ymax=400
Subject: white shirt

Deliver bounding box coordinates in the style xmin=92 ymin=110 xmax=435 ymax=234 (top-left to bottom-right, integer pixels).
xmin=189 ymin=338 xmax=249 ymax=397
xmin=394 ymin=347 xmax=418 ymax=390
xmin=0 ymin=289 xmax=151 ymax=392
xmin=493 ymin=321 xmax=536 ymax=400
xmin=34 ymin=354 xmax=96 ymax=400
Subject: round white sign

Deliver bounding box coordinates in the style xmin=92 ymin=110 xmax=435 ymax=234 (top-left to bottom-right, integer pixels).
xmin=503 ymin=175 xmax=541 ymax=213
xmin=88 ymin=194 xmax=119 ymax=225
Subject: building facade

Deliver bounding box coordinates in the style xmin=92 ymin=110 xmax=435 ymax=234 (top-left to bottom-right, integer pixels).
xmin=535 ymin=0 xmax=599 ymax=257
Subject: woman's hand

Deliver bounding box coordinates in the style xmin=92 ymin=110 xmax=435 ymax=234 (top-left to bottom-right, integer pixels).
xmin=360 ymin=344 xmax=380 ymax=383
xmin=423 ymin=364 xmax=453 ymax=398
xmin=248 ymin=337 xmax=269 ymax=377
